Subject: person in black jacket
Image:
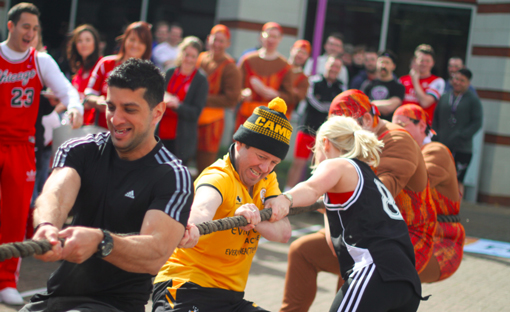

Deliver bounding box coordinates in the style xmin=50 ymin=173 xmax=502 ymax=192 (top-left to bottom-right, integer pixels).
xmin=160 ymin=36 xmax=208 ymax=164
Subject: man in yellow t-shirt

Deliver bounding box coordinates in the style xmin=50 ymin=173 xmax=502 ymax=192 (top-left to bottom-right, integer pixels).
xmin=153 ymin=98 xmax=294 ymax=312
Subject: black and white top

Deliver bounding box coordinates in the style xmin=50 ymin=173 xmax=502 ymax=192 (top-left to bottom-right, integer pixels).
xmin=36 ymin=132 xmax=193 ymax=312
xmin=325 ymin=158 xmax=421 ymax=296
xmin=301 ymin=74 xmax=345 ymax=135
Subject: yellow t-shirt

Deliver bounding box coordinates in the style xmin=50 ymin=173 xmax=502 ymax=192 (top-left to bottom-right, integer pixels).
xmin=154 ymin=151 xmax=281 ymax=292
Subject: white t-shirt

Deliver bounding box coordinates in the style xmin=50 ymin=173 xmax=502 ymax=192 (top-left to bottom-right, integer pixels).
xmin=304 ymin=54 xmax=349 ymax=87
xmin=152 ymin=42 xmax=179 ymax=71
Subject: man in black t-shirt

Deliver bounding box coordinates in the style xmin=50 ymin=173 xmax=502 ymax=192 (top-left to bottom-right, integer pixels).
xmin=21 ymin=59 xmax=193 ymax=312
xmin=364 ymin=50 xmax=405 ymax=121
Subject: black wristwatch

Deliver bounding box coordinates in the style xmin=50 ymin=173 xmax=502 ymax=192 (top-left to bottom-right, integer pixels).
xmin=95 ymin=229 xmax=114 ymax=258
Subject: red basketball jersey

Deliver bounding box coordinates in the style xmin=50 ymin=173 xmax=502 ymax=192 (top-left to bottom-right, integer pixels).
xmin=0 ymin=47 xmax=43 ymax=143
xmin=399 ymin=74 xmax=444 ymax=124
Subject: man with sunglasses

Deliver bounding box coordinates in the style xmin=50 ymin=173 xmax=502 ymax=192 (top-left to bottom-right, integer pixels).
xmin=393 ymin=104 xmax=465 ymax=283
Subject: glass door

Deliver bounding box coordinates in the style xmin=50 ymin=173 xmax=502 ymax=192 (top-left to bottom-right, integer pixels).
xmin=386 ymin=2 xmax=472 ymax=78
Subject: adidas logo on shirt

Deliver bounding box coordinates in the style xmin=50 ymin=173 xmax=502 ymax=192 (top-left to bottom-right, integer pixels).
xmin=125 ymin=190 xmax=135 ymax=199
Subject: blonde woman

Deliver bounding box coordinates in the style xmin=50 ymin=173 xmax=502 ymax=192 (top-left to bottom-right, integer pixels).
xmin=270 ymin=116 xmax=423 ymax=312
xmin=159 ymin=36 xmax=208 ymax=163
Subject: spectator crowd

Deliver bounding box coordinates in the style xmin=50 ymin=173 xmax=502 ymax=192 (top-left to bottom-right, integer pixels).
xmin=0 ymin=3 xmax=483 ymax=311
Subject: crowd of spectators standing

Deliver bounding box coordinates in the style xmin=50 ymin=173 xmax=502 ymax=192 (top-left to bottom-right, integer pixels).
xmin=0 ymin=4 xmax=483 ymax=309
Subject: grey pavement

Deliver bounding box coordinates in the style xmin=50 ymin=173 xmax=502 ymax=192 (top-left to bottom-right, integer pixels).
xmin=1 ymin=201 xmax=510 ymax=311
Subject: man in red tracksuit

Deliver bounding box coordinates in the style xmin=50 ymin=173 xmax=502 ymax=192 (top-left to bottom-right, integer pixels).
xmin=0 ymin=3 xmax=82 ymax=304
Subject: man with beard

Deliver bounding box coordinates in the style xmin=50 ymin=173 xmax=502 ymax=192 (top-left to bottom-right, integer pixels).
xmin=365 ymin=50 xmax=405 ymax=121
xmin=433 ymin=68 xmax=482 ymax=197
xmin=444 ymin=57 xmax=477 ymax=96
xmin=349 ymin=47 xmax=378 ymax=92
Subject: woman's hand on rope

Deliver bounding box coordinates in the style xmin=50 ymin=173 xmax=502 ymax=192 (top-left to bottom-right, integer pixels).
xmin=33 ymin=224 xmax=63 ymax=262
xmin=264 ymin=195 xmax=290 ymax=222
xmin=235 ymin=204 xmax=261 ymax=232
xmin=177 ymin=224 xmax=200 ymax=249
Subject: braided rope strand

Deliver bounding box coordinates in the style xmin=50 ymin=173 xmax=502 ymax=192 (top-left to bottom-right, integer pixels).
xmin=0 ymin=240 xmax=53 ymax=262
xmin=0 ymin=200 xmax=325 ymax=261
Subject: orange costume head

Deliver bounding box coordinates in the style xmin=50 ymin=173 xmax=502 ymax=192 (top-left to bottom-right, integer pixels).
xmin=262 ymin=22 xmax=282 ymax=34
xmin=394 ymin=104 xmax=436 ymax=135
xmin=292 ymin=39 xmax=311 ymax=55
xmin=210 ymin=24 xmax=231 ymax=40
xmin=329 ymin=89 xmax=380 ymax=127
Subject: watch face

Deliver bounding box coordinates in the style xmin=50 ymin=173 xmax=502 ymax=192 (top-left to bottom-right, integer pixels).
xmin=101 ymin=243 xmax=113 ymax=257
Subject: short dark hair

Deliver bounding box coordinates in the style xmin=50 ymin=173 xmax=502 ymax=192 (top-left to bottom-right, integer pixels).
xmin=378 ymin=49 xmax=397 ymax=64
xmin=169 ymin=23 xmax=183 ymax=32
xmin=155 ymin=21 xmax=170 ymax=31
xmin=449 ymin=56 xmax=464 ymax=64
xmin=457 ymin=68 xmax=473 ymax=80
xmin=365 ymin=47 xmax=378 ymax=54
xmin=8 ymin=2 xmax=40 ymax=24
xmin=107 ymin=59 xmax=165 ymax=109
xmin=328 ymin=32 xmax=344 ymax=43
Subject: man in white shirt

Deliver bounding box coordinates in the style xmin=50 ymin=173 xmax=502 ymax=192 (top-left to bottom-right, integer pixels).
xmin=153 ymin=23 xmax=183 ymax=71
xmin=303 ymin=32 xmax=349 ymax=87
xmin=0 ymin=2 xmax=82 ymax=305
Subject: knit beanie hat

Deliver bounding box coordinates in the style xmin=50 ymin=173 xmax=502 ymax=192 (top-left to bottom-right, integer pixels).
xmin=233 ymin=97 xmax=293 ymax=160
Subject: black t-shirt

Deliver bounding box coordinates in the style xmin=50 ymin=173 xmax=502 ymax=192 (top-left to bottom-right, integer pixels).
xmin=364 ymin=79 xmax=405 ymax=121
xmin=325 ymin=159 xmax=421 ymax=297
xmin=302 ymin=75 xmax=344 ymax=135
xmin=35 ymin=132 xmax=193 ymax=312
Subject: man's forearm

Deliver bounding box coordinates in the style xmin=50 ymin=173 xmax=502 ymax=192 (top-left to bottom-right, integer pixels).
xmin=104 ymin=228 xmax=183 ymax=275
xmin=412 ymin=79 xmax=435 ymax=108
xmin=98 ymin=210 xmax=186 ymax=275
xmin=33 ymin=167 xmax=80 ymax=229
xmin=373 ymin=97 xmax=402 ymax=114
xmin=255 ymin=217 xmax=291 ymax=243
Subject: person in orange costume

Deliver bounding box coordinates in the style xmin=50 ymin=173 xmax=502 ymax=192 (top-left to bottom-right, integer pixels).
xmin=393 ymin=104 xmax=464 ymax=283
xmin=196 ymin=24 xmax=241 ymax=173
xmin=287 ymin=39 xmax=311 ymax=118
xmin=237 ymin=22 xmax=294 ymax=130
xmin=279 ymin=90 xmax=437 ymax=312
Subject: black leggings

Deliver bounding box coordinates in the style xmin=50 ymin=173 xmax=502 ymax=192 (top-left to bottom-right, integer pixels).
xmin=330 ymin=264 xmax=421 ymax=312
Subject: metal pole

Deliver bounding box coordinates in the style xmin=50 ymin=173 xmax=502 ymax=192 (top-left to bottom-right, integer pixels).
xmin=311 ymin=0 xmax=327 ymax=75
xmin=68 ymin=0 xmax=79 ymax=33
xmin=140 ymin=0 xmax=149 ymax=22
xmin=3 ymin=0 xmax=12 ymax=40
xmin=378 ymin=0 xmax=391 ymax=52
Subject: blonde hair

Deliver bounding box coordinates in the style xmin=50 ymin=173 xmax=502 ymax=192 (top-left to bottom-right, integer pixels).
xmin=175 ymin=36 xmax=203 ymax=67
xmin=312 ymin=115 xmax=384 ymax=169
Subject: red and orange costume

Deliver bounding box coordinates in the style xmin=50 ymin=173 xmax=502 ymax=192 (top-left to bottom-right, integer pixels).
xmin=196 ymin=50 xmax=241 ymax=153
xmin=422 ymin=141 xmax=464 ymax=280
xmin=237 ymin=52 xmax=293 ymax=130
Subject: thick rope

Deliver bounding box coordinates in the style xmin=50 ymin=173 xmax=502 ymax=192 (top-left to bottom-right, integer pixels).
xmin=0 ymin=200 xmax=325 ymax=261
xmin=0 ymin=240 xmax=53 ymax=262
xmin=196 ymin=200 xmax=325 ymax=235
